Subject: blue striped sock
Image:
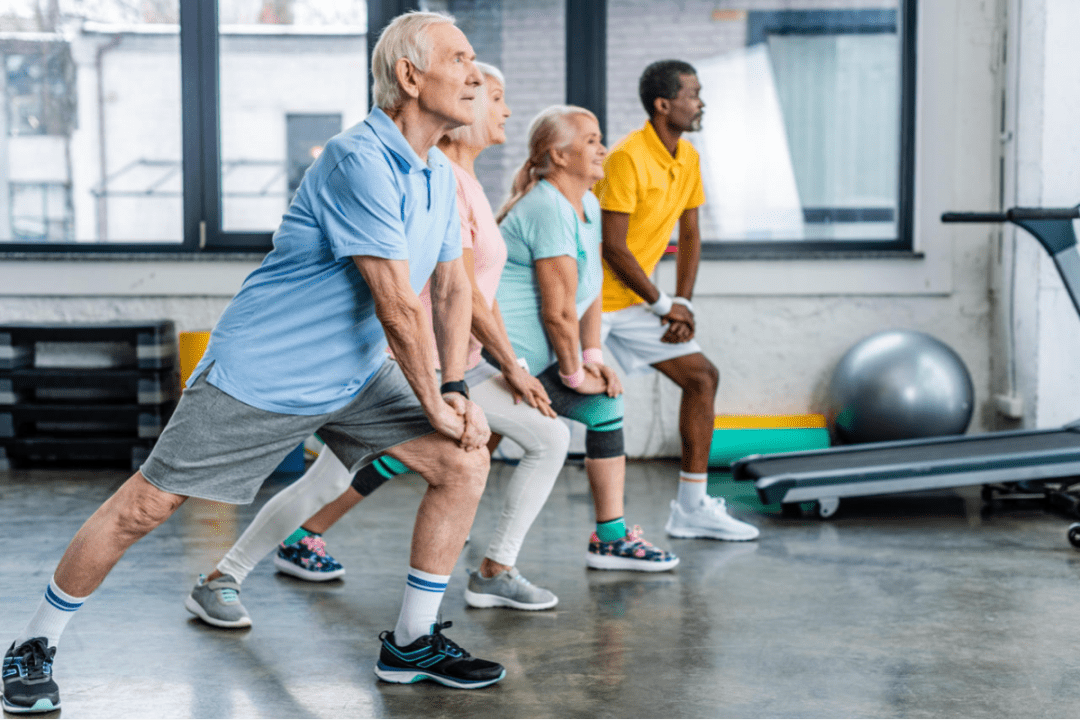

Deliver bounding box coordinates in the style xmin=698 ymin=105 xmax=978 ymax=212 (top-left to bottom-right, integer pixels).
xmin=16 ymin=578 xmax=87 ymax=649
xmin=393 ymin=567 xmax=449 ymax=646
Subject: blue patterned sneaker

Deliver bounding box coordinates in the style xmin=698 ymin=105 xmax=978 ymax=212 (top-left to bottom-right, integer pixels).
xmin=586 ymin=525 xmax=680 ymax=572
xmin=273 ymin=533 xmax=345 ymax=582
xmin=374 ymin=621 xmax=505 ymax=689
xmin=2 ymin=638 xmax=60 ymax=714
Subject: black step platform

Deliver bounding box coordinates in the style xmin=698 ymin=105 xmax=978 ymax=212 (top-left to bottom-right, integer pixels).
xmin=0 ymin=403 xmax=176 ymax=439
xmin=0 ymin=368 xmax=179 ymax=406
xmin=0 ymin=438 xmax=155 ymax=471
xmin=0 ymin=320 xmax=179 ymax=469
xmin=0 ymin=320 xmax=177 ymax=370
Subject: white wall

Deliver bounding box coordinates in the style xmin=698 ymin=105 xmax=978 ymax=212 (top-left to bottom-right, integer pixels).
xmin=0 ymin=0 xmax=1012 ymax=457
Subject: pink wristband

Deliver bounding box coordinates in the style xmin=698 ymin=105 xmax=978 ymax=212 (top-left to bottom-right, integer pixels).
xmin=583 ymin=348 xmax=604 ymax=365
xmin=559 ymin=366 xmax=585 ymax=388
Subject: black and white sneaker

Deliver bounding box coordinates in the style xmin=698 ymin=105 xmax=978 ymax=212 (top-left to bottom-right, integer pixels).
xmin=374 ymin=621 xmax=505 ymax=689
xmin=2 ymin=638 xmax=60 ymax=714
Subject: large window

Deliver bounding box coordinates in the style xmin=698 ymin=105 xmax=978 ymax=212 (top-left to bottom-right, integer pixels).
xmin=606 ymin=1 xmax=915 ymax=252
xmin=0 ymin=0 xmax=914 ymax=253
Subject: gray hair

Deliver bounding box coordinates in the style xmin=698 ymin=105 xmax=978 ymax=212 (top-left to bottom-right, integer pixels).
xmin=371 ymin=10 xmax=457 ymax=111
xmin=444 ymin=62 xmax=505 ymax=147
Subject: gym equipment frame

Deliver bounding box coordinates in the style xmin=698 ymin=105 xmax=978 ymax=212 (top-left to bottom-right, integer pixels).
xmin=732 ymin=206 xmax=1080 ymax=532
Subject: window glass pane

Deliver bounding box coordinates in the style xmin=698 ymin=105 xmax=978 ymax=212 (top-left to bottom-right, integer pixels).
xmin=607 ymin=1 xmax=902 ymax=244
xmin=426 ymin=0 xmax=566 ymax=211
xmin=0 ymin=1 xmax=182 ymax=244
xmin=218 ymin=1 xmax=367 ymax=233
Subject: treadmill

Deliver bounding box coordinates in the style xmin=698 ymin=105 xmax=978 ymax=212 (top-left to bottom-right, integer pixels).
xmin=732 ymin=205 xmax=1080 ymax=522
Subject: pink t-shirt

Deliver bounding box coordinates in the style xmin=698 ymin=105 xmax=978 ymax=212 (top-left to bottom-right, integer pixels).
xmin=419 ymin=160 xmax=509 ymax=371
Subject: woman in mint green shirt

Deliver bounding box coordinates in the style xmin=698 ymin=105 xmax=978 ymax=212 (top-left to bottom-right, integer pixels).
xmin=496 ymin=105 xmax=678 ymax=572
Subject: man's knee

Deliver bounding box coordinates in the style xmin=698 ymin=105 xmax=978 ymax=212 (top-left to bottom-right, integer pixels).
xmin=111 ymin=476 xmax=185 ymax=541
xmin=434 ymin=446 xmax=489 ymax=496
xmin=678 ymin=355 xmax=720 ymax=396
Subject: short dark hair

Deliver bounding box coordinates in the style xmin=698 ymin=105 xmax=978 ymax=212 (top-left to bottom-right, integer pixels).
xmin=639 ymin=60 xmax=697 ymax=118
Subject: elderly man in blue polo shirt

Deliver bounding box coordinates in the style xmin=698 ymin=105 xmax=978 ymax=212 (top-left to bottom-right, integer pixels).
xmin=2 ymin=12 xmax=505 ymax=713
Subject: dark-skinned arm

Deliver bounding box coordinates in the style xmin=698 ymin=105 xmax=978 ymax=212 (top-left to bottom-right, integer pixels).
xmin=662 ymin=206 xmax=702 ymax=343
xmin=601 ymin=210 xmax=694 ymax=336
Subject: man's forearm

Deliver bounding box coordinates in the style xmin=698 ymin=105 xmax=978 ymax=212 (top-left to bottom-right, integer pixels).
xmin=675 ymin=228 xmax=701 ymax=300
xmin=430 ymin=259 xmax=472 ymax=383
xmin=378 ymin=295 xmax=444 ymax=412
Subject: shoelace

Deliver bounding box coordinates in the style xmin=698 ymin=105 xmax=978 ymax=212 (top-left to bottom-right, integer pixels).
xmin=428 ymin=621 xmax=469 ymax=659
xmin=301 ymin=535 xmax=329 ymax=557
xmin=14 ymin=639 xmax=52 ymax=679
xmin=625 ymin=525 xmax=654 ymax=547
xmin=218 ymin=588 xmax=240 ymax=603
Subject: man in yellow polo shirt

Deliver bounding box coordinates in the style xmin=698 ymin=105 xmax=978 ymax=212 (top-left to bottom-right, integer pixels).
xmin=594 ymin=59 xmax=758 ymax=542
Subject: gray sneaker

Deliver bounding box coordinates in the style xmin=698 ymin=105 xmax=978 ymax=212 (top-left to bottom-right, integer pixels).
xmin=463 ymin=567 xmax=558 ymax=611
xmin=184 ymin=574 xmax=252 ymax=628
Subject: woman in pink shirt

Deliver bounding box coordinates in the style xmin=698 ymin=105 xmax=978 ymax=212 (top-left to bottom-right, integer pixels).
xmin=186 ymin=63 xmax=573 ymax=627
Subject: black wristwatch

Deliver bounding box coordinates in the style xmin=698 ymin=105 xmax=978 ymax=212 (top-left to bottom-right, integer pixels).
xmin=440 ymin=380 xmax=469 ymax=399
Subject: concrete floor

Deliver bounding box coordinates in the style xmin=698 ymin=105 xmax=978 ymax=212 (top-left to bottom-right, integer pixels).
xmin=3 ymin=459 xmax=1080 ymax=718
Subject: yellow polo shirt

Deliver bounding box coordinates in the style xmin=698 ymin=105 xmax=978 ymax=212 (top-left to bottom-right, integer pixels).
xmin=594 ymin=121 xmax=706 ymax=312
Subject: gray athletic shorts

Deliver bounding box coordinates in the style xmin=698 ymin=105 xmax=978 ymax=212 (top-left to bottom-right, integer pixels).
xmin=141 ymin=360 xmax=434 ymax=504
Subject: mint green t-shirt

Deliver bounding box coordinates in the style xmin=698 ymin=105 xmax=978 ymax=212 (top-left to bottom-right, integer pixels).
xmin=496 ymin=180 xmax=603 ymax=374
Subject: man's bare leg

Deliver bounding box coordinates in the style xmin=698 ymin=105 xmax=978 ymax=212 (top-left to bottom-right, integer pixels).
xmin=386 ymin=432 xmax=489 ymax=574
xmin=652 ymin=352 xmax=719 ymax=475
xmin=54 ymin=472 xmax=187 ymax=597
xmin=653 ymin=352 xmax=758 ymax=540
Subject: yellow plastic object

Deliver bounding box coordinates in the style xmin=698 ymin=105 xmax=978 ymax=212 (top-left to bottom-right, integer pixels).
xmin=714 ymin=414 xmax=826 ymax=429
xmin=178 ymin=331 xmax=211 ymax=389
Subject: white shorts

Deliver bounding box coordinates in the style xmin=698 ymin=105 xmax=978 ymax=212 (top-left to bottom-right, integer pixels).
xmin=600 ymin=303 xmax=703 ymax=377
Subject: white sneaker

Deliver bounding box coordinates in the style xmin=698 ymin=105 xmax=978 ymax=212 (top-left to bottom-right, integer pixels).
xmin=664 ymin=496 xmax=760 ymax=541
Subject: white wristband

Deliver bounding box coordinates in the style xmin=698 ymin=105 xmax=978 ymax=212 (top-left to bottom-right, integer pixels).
xmin=671 ymin=296 xmax=694 ymax=314
xmin=516 ymin=357 xmax=530 ymax=373
xmin=649 ymin=291 xmax=673 ymax=317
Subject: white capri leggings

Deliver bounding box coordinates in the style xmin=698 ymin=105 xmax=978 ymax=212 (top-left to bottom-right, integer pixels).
xmin=216 ymin=372 xmax=571 ymax=581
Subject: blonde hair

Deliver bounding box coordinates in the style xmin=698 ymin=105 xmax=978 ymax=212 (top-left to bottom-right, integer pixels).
xmin=496 ymin=105 xmax=597 ymax=223
xmin=444 ymin=62 xmax=505 ymax=147
xmin=371 ymin=10 xmax=457 ymax=111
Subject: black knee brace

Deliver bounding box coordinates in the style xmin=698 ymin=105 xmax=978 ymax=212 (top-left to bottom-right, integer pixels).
xmin=585 ymin=427 xmax=624 ymax=459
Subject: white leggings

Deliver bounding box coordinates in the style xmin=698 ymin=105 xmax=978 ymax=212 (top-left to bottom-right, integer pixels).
xmin=216 ymin=373 xmax=570 ymax=582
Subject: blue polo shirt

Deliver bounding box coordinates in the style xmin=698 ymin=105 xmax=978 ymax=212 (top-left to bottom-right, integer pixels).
xmin=190 ymin=108 xmax=462 ymax=415
xmin=496 ymin=180 xmax=603 ymax=374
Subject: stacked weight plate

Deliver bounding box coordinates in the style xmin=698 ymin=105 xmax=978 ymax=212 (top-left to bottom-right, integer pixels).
xmin=0 ymin=321 xmax=179 ymax=471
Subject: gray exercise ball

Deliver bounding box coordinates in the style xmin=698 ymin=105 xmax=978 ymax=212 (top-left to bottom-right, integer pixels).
xmin=825 ymin=330 xmax=974 ymax=444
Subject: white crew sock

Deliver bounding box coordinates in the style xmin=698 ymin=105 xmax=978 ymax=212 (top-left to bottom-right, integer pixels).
xmin=678 ymin=471 xmax=709 ymax=512
xmin=15 ymin=577 xmax=88 ymax=649
xmin=392 ymin=567 xmax=449 ymax=646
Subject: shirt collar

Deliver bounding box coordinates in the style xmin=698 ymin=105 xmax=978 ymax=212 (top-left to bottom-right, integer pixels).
xmin=364 ymin=107 xmax=445 ymax=174
xmin=641 ymin=119 xmax=687 ymax=169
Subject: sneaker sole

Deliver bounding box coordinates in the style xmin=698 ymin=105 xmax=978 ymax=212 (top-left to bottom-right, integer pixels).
xmin=464 ymin=588 xmax=558 ymax=611
xmin=665 ymin=523 xmax=760 ymax=541
xmin=184 ymin=595 xmax=252 ymax=628
xmin=273 ymin=554 xmax=345 ymax=582
xmin=2 ymin=697 xmax=59 ymax=714
xmin=585 ymin=554 xmax=680 ymax=572
xmin=374 ymin=662 xmax=506 ymax=689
